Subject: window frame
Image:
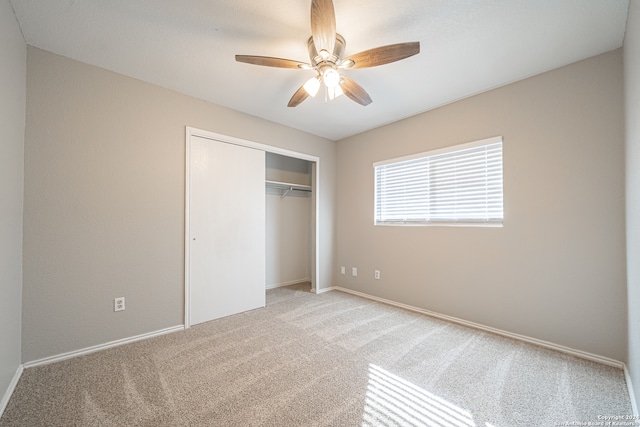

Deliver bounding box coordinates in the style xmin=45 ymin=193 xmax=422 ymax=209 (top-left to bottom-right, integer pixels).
xmin=373 ymin=136 xmax=504 ymax=227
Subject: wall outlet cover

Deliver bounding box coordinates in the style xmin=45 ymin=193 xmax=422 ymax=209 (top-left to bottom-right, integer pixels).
xmin=114 ymin=297 xmax=125 ymax=312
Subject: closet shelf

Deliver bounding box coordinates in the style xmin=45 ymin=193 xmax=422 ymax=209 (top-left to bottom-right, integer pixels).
xmin=266 ymin=180 xmax=312 ymax=198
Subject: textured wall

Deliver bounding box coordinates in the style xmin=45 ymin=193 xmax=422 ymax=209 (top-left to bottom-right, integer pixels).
xmin=335 ymin=50 xmax=626 ymax=361
xmin=0 ymin=0 xmax=25 ymax=409
xmin=23 ymin=47 xmax=335 ymax=362
xmin=625 ymin=0 xmax=640 ymax=411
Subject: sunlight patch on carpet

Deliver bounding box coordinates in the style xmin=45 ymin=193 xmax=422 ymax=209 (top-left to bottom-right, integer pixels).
xmin=362 ymin=364 xmax=478 ymax=427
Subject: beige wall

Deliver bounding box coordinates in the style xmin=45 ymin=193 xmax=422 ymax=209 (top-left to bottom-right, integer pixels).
xmin=625 ymin=0 xmax=640 ymax=410
xmin=0 ymin=0 xmax=25 ymax=408
xmin=22 ymin=47 xmax=335 ymax=362
xmin=335 ymin=50 xmax=626 ymax=361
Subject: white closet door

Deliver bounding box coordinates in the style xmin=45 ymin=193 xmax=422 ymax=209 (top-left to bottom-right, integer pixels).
xmin=189 ymin=136 xmax=265 ymax=326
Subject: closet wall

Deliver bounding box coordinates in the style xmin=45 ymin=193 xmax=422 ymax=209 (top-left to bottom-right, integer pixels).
xmin=265 ymin=153 xmax=312 ymax=289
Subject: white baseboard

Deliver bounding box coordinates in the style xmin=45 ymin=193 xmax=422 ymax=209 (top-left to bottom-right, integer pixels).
xmin=0 ymin=364 xmax=23 ymax=418
xmin=332 ymin=286 xmax=624 ymax=369
xmin=331 ymin=286 xmax=640 ymax=409
xmin=335 ymin=280 xmax=639 ymax=409
xmin=23 ymin=325 xmax=184 ymax=369
xmin=11 ymin=289 xmax=637 ymax=416
xmin=625 ymin=365 xmax=639 ymax=416
xmin=266 ymin=278 xmax=311 ymax=290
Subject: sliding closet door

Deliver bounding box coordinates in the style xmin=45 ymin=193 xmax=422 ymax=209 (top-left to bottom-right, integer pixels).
xmin=188 ymin=136 xmax=265 ymax=326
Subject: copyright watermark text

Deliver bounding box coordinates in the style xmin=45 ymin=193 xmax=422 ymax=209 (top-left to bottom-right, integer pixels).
xmin=555 ymin=415 xmax=640 ymax=426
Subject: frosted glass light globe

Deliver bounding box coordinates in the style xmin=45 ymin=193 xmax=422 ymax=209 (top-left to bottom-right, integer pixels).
xmin=323 ymin=68 xmax=340 ymax=88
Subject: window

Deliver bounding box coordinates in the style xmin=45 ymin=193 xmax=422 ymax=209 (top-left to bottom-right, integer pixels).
xmin=374 ymin=137 xmax=503 ymax=226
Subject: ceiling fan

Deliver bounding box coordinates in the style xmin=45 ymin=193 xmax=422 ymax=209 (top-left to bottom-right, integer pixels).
xmin=235 ymin=0 xmax=420 ymax=107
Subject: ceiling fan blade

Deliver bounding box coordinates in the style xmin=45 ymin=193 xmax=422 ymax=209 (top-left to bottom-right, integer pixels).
xmin=342 ymin=42 xmax=420 ymax=69
xmin=288 ymin=84 xmax=310 ymax=107
xmin=339 ymin=76 xmax=372 ymax=106
xmin=235 ymin=55 xmax=310 ymax=69
xmin=311 ymin=0 xmax=336 ymax=56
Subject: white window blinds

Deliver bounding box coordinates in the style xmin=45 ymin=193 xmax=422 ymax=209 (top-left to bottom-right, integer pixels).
xmin=374 ymin=137 xmax=503 ymax=225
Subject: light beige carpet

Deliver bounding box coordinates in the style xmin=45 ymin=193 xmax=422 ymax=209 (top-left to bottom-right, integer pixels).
xmin=1 ymin=283 xmax=632 ymax=426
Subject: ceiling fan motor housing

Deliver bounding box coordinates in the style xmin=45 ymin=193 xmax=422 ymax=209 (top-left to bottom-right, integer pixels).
xmin=308 ymin=33 xmax=346 ymax=67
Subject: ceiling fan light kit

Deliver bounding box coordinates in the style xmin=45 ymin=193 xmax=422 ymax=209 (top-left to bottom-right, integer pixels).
xmin=236 ymin=0 xmax=420 ymax=108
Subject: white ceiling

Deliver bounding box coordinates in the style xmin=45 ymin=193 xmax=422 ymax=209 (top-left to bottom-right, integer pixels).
xmin=9 ymin=0 xmax=630 ymax=141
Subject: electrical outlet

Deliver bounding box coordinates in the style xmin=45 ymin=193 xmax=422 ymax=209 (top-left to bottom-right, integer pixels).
xmin=352 ymin=267 xmax=358 ymax=277
xmin=114 ymin=297 xmax=125 ymax=312
xmin=375 ymin=270 xmax=381 ymax=280
xmin=341 ymin=266 xmax=346 ymax=275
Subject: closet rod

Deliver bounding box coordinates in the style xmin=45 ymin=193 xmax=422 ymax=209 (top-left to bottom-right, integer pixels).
xmin=265 ymin=180 xmax=312 ymax=195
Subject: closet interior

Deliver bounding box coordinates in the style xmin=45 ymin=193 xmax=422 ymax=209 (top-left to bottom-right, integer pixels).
xmin=265 ymin=152 xmax=313 ymax=291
